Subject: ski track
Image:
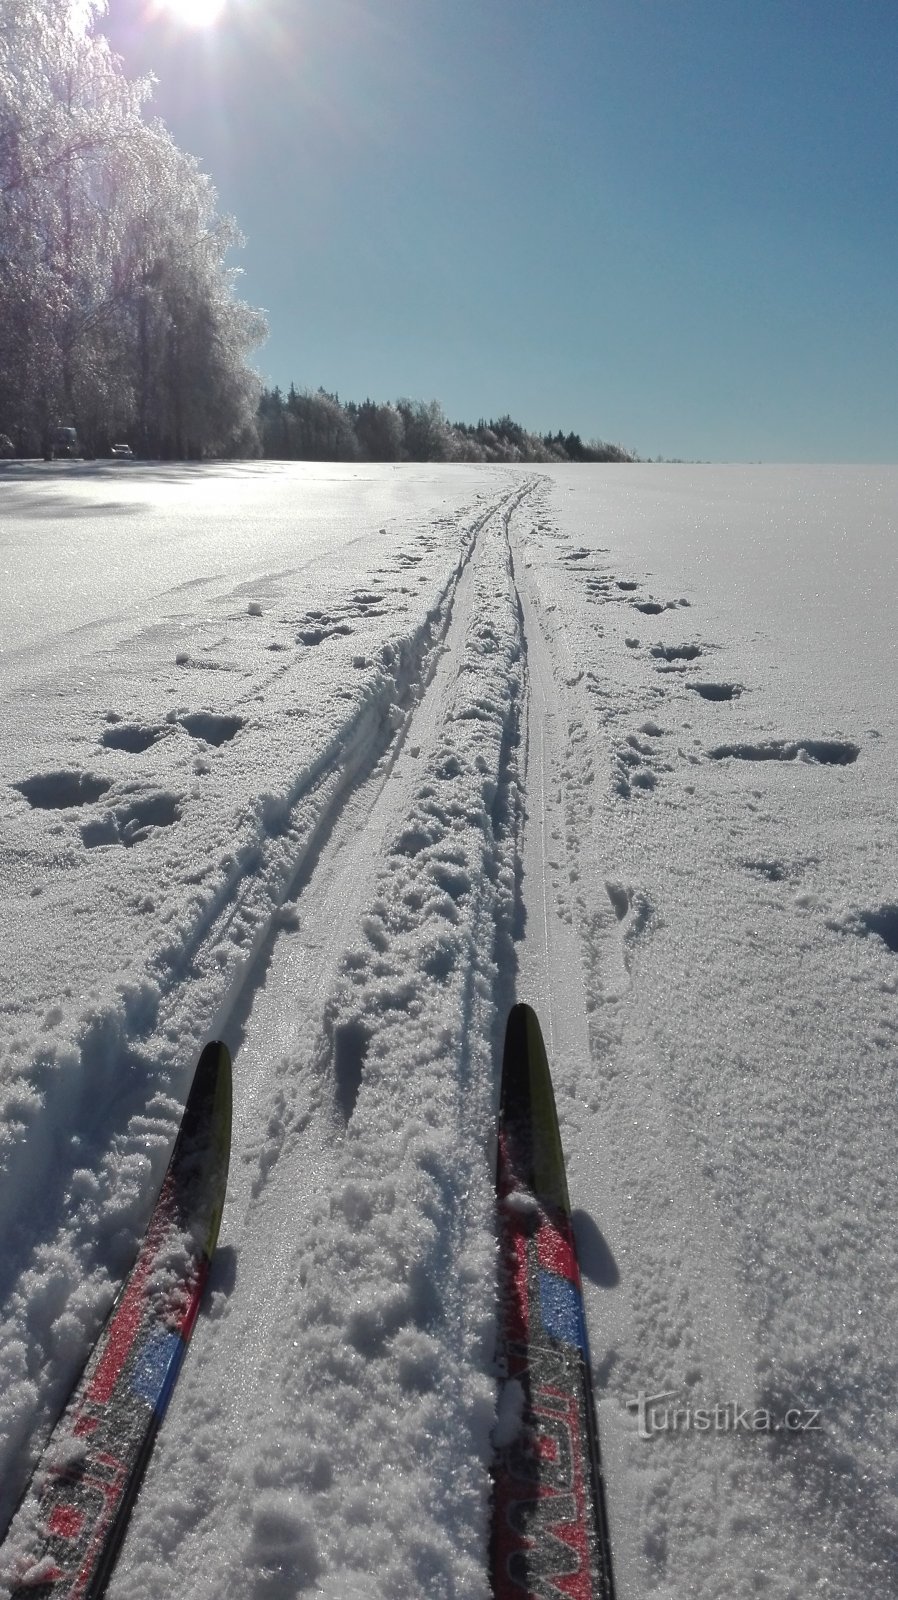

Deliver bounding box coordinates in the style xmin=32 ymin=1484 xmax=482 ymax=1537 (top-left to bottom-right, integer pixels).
xmin=0 ymin=481 xmax=517 ymax=1531
xmin=107 ymin=479 xmax=538 ymax=1600
xmin=512 ymin=504 xmax=772 ymax=1597
xmin=3 ymin=465 xmax=895 ymax=1600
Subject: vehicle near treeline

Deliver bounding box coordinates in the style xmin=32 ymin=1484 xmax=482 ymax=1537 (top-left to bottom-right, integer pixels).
xmin=43 ymin=425 xmax=81 ymax=461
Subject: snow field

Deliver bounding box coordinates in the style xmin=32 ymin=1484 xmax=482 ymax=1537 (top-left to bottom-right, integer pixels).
xmin=1 ymin=462 xmax=896 ymax=1600
xmin=512 ymin=468 xmax=898 ymax=1599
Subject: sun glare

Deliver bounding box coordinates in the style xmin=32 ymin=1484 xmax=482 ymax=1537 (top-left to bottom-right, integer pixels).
xmin=156 ymin=0 xmax=228 ymax=28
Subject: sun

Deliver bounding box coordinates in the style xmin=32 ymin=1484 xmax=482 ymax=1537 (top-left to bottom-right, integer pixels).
xmin=154 ymin=0 xmax=228 ymax=28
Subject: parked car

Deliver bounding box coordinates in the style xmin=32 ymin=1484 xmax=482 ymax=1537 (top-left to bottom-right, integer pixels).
xmin=110 ymin=443 xmax=134 ymax=458
xmin=44 ymin=425 xmax=80 ymax=461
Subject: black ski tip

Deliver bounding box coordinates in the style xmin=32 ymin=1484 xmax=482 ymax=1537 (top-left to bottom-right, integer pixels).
xmin=504 ymin=1001 xmax=536 ymax=1054
xmin=178 ymin=1039 xmax=231 ymax=1147
xmin=168 ymin=1041 xmax=233 ymax=1252
xmin=195 ymin=1037 xmax=231 ymax=1082
xmin=500 ymin=1003 xmax=546 ymax=1112
xmin=500 ymin=1003 xmax=571 ymax=1214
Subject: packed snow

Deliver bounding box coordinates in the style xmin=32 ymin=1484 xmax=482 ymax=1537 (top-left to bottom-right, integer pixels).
xmin=1 ymin=460 xmax=896 ymax=1599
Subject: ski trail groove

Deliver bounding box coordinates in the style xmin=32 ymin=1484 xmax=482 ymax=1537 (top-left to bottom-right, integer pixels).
xmin=0 ymin=483 xmax=524 ymax=1535
xmin=110 ymin=479 xmax=538 ymax=1600
xmin=509 ymin=492 xmax=810 ymax=1597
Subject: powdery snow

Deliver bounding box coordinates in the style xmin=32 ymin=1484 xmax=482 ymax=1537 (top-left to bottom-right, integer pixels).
xmin=1 ymin=460 xmax=896 ymax=1599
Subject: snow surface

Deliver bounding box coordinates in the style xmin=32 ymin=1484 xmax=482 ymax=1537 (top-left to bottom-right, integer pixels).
xmin=1 ymin=460 xmax=896 ymax=1598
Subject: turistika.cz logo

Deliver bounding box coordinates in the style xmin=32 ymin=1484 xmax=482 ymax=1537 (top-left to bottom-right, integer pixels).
xmin=627 ymin=1391 xmax=822 ymax=1441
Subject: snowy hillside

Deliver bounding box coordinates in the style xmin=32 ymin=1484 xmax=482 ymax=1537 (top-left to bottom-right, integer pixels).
xmin=1 ymin=461 xmax=896 ymax=1598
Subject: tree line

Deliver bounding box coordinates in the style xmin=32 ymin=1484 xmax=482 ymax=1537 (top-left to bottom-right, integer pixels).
xmin=0 ymin=0 xmax=265 ymax=459
xmin=258 ymin=388 xmax=634 ymax=465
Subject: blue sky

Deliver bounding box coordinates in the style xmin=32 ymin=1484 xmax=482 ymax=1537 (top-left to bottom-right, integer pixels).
xmin=102 ymin=0 xmax=898 ymax=462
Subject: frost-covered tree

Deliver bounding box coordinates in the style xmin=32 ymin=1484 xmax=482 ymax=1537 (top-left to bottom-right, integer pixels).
xmin=0 ymin=0 xmax=265 ymax=456
xmin=350 ymin=398 xmax=405 ymax=462
xmin=279 ymin=387 xmax=358 ymax=460
xmin=256 ymin=386 xmax=635 ymax=465
xmin=395 ymin=398 xmax=455 ymax=462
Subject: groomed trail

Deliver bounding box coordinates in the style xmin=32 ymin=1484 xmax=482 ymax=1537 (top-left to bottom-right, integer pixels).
xmin=110 ymin=475 xmax=539 ymax=1598
xmin=103 ymin=475 xmax=816 ymax=1599
xmin=3 ymin=463 xmax=896 ymax=1600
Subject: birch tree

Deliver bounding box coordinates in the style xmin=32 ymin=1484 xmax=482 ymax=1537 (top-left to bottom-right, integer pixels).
xmin=0 ymin=0 xmax=265 ymax=456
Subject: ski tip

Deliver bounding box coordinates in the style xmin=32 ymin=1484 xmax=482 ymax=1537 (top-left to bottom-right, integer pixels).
xmin=500 ymin=1004 xmax=571 ymax=1215
xmin=501 ymin=1003 xmax=549 ymax=1100
xmin=197 ymin=1037 xmax=231 ymax=1073
xmin=504 ymin=1000 xmax=542 ymax=1049
xmin=190 ymin=1040 xmax=233 ymax=1134
xmin=201 ymin=1038 xmax=232 ymax=1138
xmin=174 ymin=1040 xmax=233 ymax=1260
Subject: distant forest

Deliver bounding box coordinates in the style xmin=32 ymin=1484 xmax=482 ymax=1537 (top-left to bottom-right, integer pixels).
xmin=258 ymin=387 xmax=634 ymax=465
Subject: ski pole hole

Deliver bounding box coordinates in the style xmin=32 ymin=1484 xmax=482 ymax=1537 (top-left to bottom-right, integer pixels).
xmin=333 ymin=1020 xmax=370 ymax=1121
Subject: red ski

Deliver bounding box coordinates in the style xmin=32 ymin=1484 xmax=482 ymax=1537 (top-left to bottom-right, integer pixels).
xmin=1 ymin=1041 xmax=232 ymax=1600
xmin=491 ymin=1004 xmax=615 ymax=1599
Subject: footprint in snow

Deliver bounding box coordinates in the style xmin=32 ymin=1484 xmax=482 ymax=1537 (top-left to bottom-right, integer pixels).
xmin=15 ymin=770 xmax=111 ymax=809
xmin=688 ymin=681 xmax=743 ymax=701
xmin=709 ymin=737 xmax=859 ymax=764
xmin=826 ymin=903 xmax=898 ymax=955
xmin=584 ymin=575 xmax=619 ymax=600
xmin=740 ymin=855 xmax=820 ymax=885
xmin=101 ymin=721 xmax=168 ymax=753
xmin=605 ymin=880 xmax=658 ymax=969
xmin=741 ymin=858 xmax=790 ymax=883
xmin=297 ymin=622 xmax=354 ymax=646
xmin=611 ymin=728 xmax=670 ymax=799
xmin=651 ymin=643 xmax=704 ymax=663
xmin=350 ymin=592 xmax=388 ymax=616
xmin=81 ymin=790 xmax=181 ymax=848
xmin=177 ymin=711 xmax=244 ymax=747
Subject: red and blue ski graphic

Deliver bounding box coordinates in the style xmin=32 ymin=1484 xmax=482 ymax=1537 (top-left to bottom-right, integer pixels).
xmin=491 ymin=1004 xmax=615 ymax=1600
xmin=1 ymin=1040 xmax=232 ymax=1600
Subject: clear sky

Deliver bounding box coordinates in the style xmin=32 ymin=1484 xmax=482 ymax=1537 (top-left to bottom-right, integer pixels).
xmin=101 ymin=0 xmax=898 ymax=462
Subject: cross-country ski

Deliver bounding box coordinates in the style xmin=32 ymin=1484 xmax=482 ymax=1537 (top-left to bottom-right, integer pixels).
xmin=0 ymin=1043 xmax=231 ymax=1600
xmin=491 ymin=1003 xmax=615 ymax=1600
